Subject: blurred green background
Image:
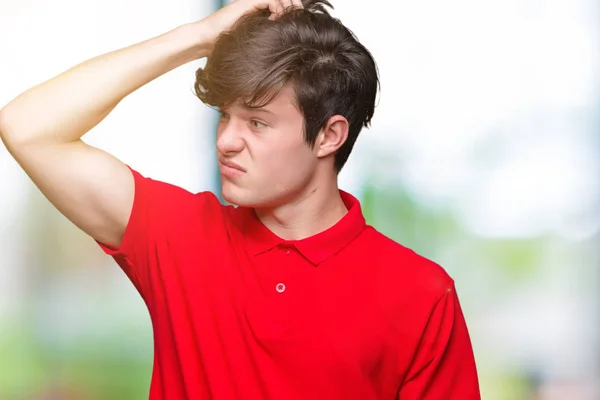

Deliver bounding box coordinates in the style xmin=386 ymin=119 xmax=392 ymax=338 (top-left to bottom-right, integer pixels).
xmin=0 ymin=0 xmax=598 ymax=399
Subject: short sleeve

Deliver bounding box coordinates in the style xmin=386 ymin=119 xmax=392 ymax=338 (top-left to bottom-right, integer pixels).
xmin=398 ymin=285 xmax=481 ymax=399
xmin=96 ymin=167 xmax=222 ymax=295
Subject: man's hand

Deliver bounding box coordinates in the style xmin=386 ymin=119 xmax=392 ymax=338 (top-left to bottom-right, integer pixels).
xmin=196 ymin=0 xmax=303 ymax=54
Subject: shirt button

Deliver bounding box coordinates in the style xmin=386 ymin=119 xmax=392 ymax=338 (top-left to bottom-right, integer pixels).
xmin=285 ymin=249 xmax=291 ymax=255
xmin=276 ymin=283 xmax=286 ymax=293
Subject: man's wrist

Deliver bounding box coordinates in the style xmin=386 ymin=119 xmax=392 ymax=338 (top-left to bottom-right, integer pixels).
xmin=179 ymin=21 xmax=215 ymax=60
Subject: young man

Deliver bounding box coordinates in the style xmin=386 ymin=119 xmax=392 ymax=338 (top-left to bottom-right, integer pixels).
xmin=0 ymin=0 xmax=480 ymax=398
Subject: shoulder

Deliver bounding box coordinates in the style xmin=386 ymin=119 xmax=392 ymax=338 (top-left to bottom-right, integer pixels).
xmin=359 ymin=226 xmax=454 ymax=302
xmin=131 ymin=169 xmax=227 ymax=223
xmin=356 ymin=227 xmax=459 ymax=340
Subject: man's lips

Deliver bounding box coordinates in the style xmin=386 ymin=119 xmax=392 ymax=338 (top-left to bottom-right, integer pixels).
xmin=219 ymin=158 xmax=246 ymax=173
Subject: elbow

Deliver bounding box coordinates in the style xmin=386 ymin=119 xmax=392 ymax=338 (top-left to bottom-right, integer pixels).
xmin=0 ymin=107 xmax=11 ymax=147
xmin=0 ymin=107 xmax=31 ymax=154
xmin=0 ymin=107 xmax=20 ymax=153
xmin=0 ymin=106 xmax=32 ymax=151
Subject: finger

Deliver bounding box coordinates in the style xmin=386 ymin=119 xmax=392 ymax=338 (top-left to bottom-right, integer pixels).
xmin=268 ymin=1 xmax=281 ymax=19
xmin=280 ymin=0 xmax=294 ymax=12
xmin=290 ymin=0 xmax=303 ymax=9
xmin=275 ymin=0 xmax=286 ymax=15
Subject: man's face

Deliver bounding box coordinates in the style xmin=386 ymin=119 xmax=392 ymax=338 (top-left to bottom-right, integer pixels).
xmin=216 ymin=84 xmax=319 ymax=208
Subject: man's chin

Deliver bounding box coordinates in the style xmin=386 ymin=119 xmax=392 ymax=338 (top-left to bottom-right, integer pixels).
xmin=221 ymin=182 xmax=288 ymax=209
xmin=221 ymin=185 xmax=253 ymax=208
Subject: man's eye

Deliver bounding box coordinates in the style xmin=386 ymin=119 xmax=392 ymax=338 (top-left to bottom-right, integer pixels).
xmin=219 ymin=112 xmax=230 ymax=120
xmin=251 ymin=120 xmax=267 ymax=129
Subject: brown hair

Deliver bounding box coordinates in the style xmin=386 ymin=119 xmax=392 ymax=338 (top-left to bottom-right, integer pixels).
xmin=194 ymin=0 xmax=379 ymax=172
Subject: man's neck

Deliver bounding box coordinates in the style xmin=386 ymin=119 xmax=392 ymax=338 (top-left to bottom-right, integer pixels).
xmin=254 ymin=181 xmax=348 ymax=241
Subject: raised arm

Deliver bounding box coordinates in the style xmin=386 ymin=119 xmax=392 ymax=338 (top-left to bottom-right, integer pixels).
xmin=0 ymin=0 xmax=298 ymax=248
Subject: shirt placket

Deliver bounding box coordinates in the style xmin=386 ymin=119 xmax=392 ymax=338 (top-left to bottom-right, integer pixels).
xmin=267 ymin=243 xmax=295 ymax=323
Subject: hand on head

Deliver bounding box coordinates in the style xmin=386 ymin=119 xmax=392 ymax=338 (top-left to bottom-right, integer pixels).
xmin=201 ymin=0 xmax=305 ymax=50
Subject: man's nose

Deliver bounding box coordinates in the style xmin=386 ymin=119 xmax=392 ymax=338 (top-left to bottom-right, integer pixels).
xmin=216 ymin=120 xmax=245 ymax=154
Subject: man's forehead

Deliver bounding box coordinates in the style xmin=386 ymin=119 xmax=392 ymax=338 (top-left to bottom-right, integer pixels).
xmin=229 ymin=85 xmax=298 ymax=113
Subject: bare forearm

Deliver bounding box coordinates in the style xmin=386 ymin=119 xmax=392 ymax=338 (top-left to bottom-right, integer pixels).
xmin=0 ymin=23 xmax=208 ymax=147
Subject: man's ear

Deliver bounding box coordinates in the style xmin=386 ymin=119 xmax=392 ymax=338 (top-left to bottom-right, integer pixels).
xmin=315 ymin=115 xmax=349 ymax=158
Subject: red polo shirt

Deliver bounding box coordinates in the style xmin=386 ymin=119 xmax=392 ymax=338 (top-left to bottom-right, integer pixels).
xmin=99 ymin=169 xmax=480 ymax=400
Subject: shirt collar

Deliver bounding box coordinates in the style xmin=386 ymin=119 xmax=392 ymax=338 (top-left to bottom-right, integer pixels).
xmin=234 ymin=191 xmax=366 ymax=266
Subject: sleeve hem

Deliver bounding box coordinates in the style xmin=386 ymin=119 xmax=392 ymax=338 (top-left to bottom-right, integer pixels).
xmin=96 ymin=165 xmax=145 ymax=258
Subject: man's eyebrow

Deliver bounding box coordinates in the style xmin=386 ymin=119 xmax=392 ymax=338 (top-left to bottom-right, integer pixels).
xmin=243 ymin=105 xmax=276 ymax=115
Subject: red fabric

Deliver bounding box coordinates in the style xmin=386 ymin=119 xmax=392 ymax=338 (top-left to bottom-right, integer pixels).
xmin=98 ymin=168 xmax=480 ymax=400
